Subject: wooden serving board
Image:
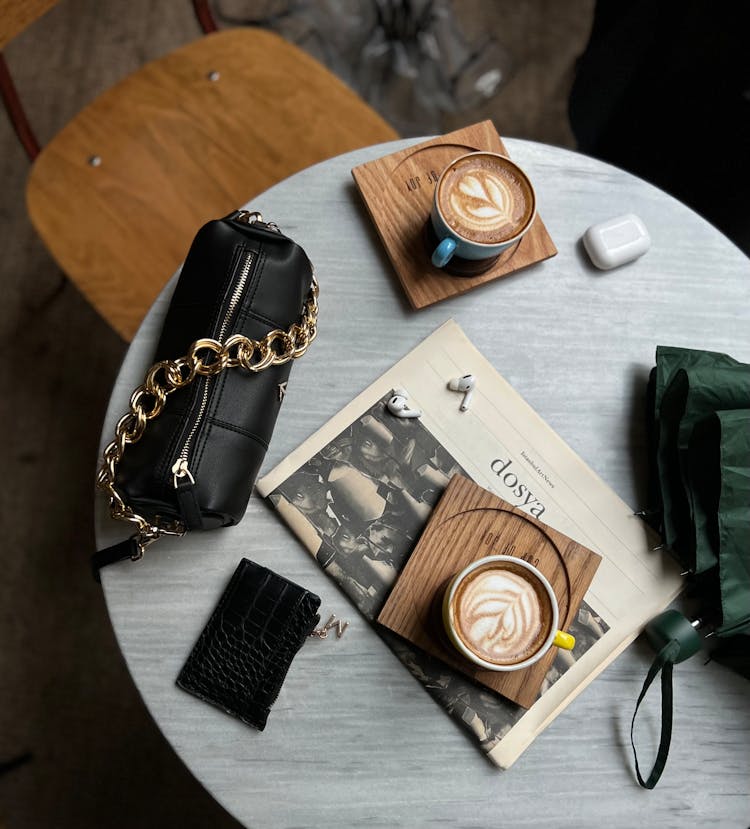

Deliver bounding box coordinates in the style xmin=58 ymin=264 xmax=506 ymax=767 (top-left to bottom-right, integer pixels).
xmin=351 ymin=120 xmax=557 ymax=309
xmin=377 ymin=475 xmax=601 ymax=708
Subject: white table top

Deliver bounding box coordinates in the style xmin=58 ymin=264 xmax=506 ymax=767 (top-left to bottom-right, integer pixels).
xmin=96 ymin=138 xmax=750 ymax=828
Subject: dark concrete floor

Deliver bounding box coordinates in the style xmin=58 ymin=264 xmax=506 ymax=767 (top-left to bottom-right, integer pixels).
xmin=0 ymin=2 xmax=594 ymax=826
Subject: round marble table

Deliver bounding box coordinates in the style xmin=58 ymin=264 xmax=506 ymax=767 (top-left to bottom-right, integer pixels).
xmin=96 ymin=138 xmax=750 ymax=828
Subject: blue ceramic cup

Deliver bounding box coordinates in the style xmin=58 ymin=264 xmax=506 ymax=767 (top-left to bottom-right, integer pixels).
xmin=430 ymin=152 xmax=537 ymax=269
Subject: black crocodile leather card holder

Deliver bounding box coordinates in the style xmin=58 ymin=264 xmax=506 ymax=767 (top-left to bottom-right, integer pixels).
xmin=176 ymin=558 xmax=321 ymax=731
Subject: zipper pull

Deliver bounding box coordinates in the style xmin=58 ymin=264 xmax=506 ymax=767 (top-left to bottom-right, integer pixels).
xmin=171 ymin=459 xmax=204 ymax=530
xmin=172 ymin=458 xmax=195 ymax=489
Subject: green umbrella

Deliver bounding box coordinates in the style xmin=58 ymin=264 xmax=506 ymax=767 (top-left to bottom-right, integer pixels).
xmin=648 ymin=345 xmax=742 ymax=560
xmin=688 ymin=408 xmax=750 ymax=636
xmin=658 ymin=363 xmax=750 ymax=573
xmin=633 ymin=346 xmax=750 ymax=788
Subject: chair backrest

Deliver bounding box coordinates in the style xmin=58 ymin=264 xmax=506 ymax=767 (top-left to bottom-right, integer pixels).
xmin=0 ymin=0 xmax=57 ymax=50
xmin=0 ymin=0 xmax=59 ymax=157
xmin=26 ymin=27 xmax=397 ymax=340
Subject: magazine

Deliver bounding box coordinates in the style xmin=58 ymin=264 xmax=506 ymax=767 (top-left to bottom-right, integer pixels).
xmin=256 ymin=320 xmax=683 ymax=768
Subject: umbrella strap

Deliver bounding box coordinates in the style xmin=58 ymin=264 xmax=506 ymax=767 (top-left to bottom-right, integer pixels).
xmin=630 ymin=640 xmax=681 ymax=789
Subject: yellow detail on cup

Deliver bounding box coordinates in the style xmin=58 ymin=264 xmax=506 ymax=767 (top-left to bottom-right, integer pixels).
xmin=553 ymin=630 xmax=576 ymax=650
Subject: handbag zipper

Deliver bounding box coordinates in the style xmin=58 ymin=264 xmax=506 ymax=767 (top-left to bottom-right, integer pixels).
xmin=171 ymin=249 xmax=255 ymax=492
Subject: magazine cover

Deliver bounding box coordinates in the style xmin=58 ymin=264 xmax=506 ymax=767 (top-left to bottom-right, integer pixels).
xmin=257 ymin=320 xmax=683 ymax=768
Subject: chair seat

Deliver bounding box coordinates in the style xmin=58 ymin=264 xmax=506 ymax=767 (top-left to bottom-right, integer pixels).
xmin=26 ymin=27 xmax=397 ymax=340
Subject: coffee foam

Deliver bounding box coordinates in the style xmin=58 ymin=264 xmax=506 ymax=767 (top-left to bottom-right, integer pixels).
xmin=437 ymin=155 xmax=535 ymax=244
xmin=452 ymin=561 xmax=552 ymax=666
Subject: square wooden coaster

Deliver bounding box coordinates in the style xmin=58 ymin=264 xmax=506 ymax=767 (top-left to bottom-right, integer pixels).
xmin=351 ymin=120 xmax=557 ymax=309
xmin=377 ymin=475 xmax=601 ymax=709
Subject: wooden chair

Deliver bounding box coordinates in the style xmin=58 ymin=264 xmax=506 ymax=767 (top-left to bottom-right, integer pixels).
xmin=1 ymin=1 xmax=397 ymax=340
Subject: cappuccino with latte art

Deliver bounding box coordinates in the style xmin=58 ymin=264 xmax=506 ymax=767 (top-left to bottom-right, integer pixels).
xmin=436 ymin=154 xmax=536 ymax=245
xmin=442 ymin=555 xmax=575 ymax=672
xmin=451 ymin=560 xmax=552 ymax=666
xmin=429 ymin=152 xmax=537 ymax=270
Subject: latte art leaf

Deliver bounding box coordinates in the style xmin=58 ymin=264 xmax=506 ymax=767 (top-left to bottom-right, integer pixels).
xmin=485 ymin=177 xmax=511 ymax=218
xmin=458 ymin=174 xmax=490 ymax=202
xmin=438 ymin=155 xmax=534 ymax=243
xmin=450 ymin=171 xmax=514 ymax=226
xmin=470 ymin=206 xmax=504 ymax=219
xmin=456 ymin=569 xmax=546 ymax=664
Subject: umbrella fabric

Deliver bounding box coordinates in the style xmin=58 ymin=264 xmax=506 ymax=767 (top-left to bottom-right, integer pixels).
xmin=678 ymin=368 xmax=750 ymax=573
xmin=649 ymin=346 xmax=741 ymax=561
xmin=660 ymin=365 xmax=750 ymax=572
xmin=710 ymin=634 xmax=750 ymax=680
xmin=688 ymin=409 xmax=750 ymax=636
xmin=647 ymin=345 xmax=750 ymax=644
xmin=651 ymin=346 xmax=739 ymax=421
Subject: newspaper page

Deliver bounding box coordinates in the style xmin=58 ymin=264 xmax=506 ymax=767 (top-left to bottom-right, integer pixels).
xmin=256 ymin=320 xmax=683 ymax=768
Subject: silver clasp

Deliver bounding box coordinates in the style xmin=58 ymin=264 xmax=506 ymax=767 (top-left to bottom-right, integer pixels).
xmin=132 ymin=520 xmax=186 ymax=560
xmin=235 ymin=210 xmax=264 ymax=225
xmin=235 ymin=210 xmax=281 ymax=232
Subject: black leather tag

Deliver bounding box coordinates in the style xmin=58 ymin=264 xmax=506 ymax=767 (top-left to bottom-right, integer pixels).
xmin=176 ymin=558 xmax=321 ymax=730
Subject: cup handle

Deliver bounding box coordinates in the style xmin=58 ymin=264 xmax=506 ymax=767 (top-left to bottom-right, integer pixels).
xmin=553 ymin=630 xmax=576 ymax=650
xmin=431 ymin=238 xmax=456 ymax=268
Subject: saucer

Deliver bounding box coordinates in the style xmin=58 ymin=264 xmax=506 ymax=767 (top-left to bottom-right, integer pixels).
xmin=351 ymin=120 xmax=557 ymax=309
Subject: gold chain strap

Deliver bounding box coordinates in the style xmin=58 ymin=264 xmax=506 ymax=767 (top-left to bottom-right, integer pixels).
xmin=96 ymin=276 xmax=319 ymax=559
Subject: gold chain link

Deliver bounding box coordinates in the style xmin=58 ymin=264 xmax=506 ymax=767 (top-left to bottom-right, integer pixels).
xmin=96 ymin=277 xmax=319 ymax=559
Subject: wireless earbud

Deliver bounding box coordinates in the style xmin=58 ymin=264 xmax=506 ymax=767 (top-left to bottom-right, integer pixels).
xmin=448 ymin=374 xmax=476 ymax=411
xmin=386 ymin=388 xmax=422 ymax=419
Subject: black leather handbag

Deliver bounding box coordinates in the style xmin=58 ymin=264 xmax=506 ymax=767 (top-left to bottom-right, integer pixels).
xmin=93 ymin=210 xmax=319 ymax=576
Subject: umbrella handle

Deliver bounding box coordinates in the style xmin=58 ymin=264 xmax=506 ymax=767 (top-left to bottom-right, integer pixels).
xmin=630 ymin=610 xmax=702 ymax=789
